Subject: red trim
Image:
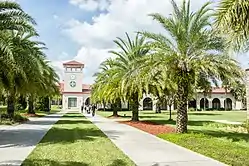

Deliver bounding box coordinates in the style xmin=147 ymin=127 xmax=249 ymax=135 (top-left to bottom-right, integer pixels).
xmin=62 ymin=92 xmax=90 ymax=94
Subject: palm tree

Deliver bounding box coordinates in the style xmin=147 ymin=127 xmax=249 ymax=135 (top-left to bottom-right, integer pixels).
xmin=92 ymin=33 xmax=149 ymax=121
xmin=214 ymin=0 xmax=249 ymax=51
xmin=141 ymin=0 xmax=243 ymax=133
xmin=109 ymin=33 xmax=150 ymax=121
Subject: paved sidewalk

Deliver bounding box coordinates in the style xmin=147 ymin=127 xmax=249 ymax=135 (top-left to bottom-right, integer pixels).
xmin=85 ymin=114 xmax=227 ymax=166
xmin=0 ymin=111 xmax=66 ymax=166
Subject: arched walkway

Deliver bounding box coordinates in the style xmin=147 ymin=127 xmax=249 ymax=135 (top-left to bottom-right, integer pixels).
xmin=212 ymin=98 xmax=220 ymax=109
xmin=189 ymin=99 xmax=196 ymax=109
xmin=143 ymin=97 xmax=153 ymax=110
xmin=85 ymin=97 xmax=90 ymax=106
xmin=200 ymin=98 xmax=209 ymax=109
xmin=224 ymin=98 xmax=232 ymax=110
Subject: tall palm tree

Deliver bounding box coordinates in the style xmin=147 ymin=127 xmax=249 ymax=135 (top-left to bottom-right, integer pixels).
xmin=109 ymin=33 xmax=150 ymax=121
xmin=214 ymin=0 xmax=249 ymax=51
xmin=141 ymin=0 xmax=243 ymax=133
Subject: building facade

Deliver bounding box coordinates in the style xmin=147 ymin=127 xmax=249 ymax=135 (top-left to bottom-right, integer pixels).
xmin=58 ymin=60 xmax=243 ymax=111
xmin=60 ymin=60 xmax=91 ymax=111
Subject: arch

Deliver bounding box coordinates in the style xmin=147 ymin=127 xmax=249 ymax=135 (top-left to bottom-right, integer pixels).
xmin=85 ymin=97 xmax=90 ymax=106
xmin=189 ymin=99 xmax=196 ymax=109
xmin=224 ymin=98 xmax=232 ymax=110
xmin=143 ymin=97 xmax=153 ymax=110
xmin=212 ymin=98 xmax=220 ymax=109
xmin=200 ymin=98 xmax=209 ymax=109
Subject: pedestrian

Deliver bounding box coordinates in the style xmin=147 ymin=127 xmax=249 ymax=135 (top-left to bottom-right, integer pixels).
xmin=92 ymin=104 xmax=96 ymax=117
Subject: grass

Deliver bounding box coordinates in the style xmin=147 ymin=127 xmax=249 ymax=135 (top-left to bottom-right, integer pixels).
xmin=98 ymin=110 xmax=249 ymax=166
xmin=22 ymin=113 xmax=134 ymax=166
xmin=97 ymin=110 xmax=247 ymax=122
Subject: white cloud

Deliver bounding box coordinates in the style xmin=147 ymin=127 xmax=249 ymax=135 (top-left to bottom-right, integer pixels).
xmin=53 ymin=14 xmax=59 ymax=20
xmin=69 ymin=0 xmax=110 ymax=11
xmin=60 ymin=0 xmax=244 ymax=84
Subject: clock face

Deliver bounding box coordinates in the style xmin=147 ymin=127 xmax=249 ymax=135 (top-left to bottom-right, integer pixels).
xmin=70 ymin=74 xmax=76 ymax=80
xmin=70 ymin=81 xmax=76 ymax=88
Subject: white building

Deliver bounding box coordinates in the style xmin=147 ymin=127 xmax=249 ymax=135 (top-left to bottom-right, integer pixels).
xmin=58 ymin=60 xmax=244 ymax=111
xmin=60 ymin=60 xmax=91 ymax=111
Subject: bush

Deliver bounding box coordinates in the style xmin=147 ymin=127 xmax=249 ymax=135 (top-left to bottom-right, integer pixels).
xmin=242 ymin=120 xmax=249 ymax=133
xmin=188 ymin=107 xmax=196 ymax=112
xmin=0 ymin=112 xmax=28 ymax=124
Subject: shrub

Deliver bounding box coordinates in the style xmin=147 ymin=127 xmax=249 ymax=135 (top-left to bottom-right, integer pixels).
xmin=0 ymin=112 xmax=28 ymax=124
xmin=242 ymin=120 xmax=249 ymax=133
xmin=188 ymin=107 xmax=196 ymax=112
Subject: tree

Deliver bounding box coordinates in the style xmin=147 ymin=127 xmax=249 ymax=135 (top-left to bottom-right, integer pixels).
xmin=141 ymin=0 xmax=243 ymax=133
xmin=214 ymin=0 xmax=249 ymax=51
xmin=92 ymin=33 xmax=149 ymax=121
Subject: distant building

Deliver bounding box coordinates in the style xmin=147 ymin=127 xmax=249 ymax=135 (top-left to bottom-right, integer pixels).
xmin=54 ymin=60 xmax=244 ymax=111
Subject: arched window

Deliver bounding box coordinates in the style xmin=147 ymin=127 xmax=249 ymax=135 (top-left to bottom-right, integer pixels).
xmin=85 ymin=97 xmax=90 ymax=106
xmin=224 ymin=98 xmax=232 ymax=110
xmin=200 ymin=98 xmax=209 ymax=109
xmin=212 ymin=98 xmax=220 ymax=109
xmin=143 ymin=97 xmax=153 ymax=110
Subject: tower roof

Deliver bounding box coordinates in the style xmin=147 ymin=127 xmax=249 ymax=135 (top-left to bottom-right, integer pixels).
xmin=63 ymin=60 xmax=84 ymax=66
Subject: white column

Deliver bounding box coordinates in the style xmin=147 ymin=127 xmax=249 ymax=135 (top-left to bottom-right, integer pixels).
xmin=196 ymin=99 xmax=200 ymax=110
xmin=138 ymin=99 xmax=143 ymax=111
xmin=152 ymin=99 xmax=157 ymax=111
xmin=220 ymin=98 xmax=225 ymax=109
xmin=209 ymin=99 xmax=212 ymax=109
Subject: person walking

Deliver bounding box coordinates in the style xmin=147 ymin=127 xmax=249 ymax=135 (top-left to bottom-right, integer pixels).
xmin=92 ymin=104 xmax=96 ymax=117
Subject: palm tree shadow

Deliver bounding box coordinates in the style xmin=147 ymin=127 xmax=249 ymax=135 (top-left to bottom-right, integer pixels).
xmin=190 ymin=129 xmax=249 ymax=143
xmin=21 ymin=159 xmax=89 ymax=166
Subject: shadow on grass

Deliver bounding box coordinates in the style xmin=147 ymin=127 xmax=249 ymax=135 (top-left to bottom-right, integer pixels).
xmin=188 ymin=112 xmax=222 ymax=116
xmin=190 ymin=129 xmax=249 ymax=143
xmin=21 ymin=158 xmax=130 ymax=166
xmin=21 ymin=159 xmax=89 ymax=166
xmin=39 ymin=127 xmax=105 ymax=144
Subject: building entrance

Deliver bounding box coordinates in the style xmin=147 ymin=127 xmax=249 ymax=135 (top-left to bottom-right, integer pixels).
xmin=68 ymin=97 xmax=77 ymax=108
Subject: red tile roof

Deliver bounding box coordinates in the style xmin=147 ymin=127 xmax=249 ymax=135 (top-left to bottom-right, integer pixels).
xmin=63 ymin=60 xmax=84 ymax=66
xmin=197 ymin=87 xmax=231 ymax=94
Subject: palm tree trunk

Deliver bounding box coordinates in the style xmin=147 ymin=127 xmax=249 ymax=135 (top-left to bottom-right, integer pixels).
xmin=103 ymin=100 xmax=106 ymax=111
xmin=169 ymin=104 xmax=172 ymax=120
xmin=130 ymin=92 xmax=139 ymax=121
xmin=176 ymin=72 xmax=188 ymax=133
xmin=28 ymin=95 xmax=35 ymax=114
xmin=7 ymin=93 xmax=15 ymax=118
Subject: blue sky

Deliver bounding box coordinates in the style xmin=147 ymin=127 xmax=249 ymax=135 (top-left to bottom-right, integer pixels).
xmin=18 ymin=0 xmax=95 ymax=61
xmin=16 ymin=0 xmax=249 ymax=84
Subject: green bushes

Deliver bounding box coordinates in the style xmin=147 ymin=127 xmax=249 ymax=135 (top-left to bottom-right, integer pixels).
xmin=0 ymin=112 xmax=28 ymax=125
xmin=242 ymin=120 xmax=249 ymax=133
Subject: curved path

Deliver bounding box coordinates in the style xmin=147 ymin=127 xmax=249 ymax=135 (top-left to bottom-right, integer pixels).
xmin=85 ymin=113 xmax=227 ymax=166
xmin=0 ymin=111 xmax=65 ymax=166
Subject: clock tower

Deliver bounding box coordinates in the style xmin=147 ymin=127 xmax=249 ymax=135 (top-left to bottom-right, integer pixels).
xmin=62 ymin=60 xmax=84 ymax=110
xmin=63 ymin=60 xmax=84 ymax=92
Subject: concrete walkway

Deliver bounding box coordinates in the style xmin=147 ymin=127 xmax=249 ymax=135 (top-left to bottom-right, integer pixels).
xmin=0 ymin=111 xmax=65 ymax=166
xmin=85 ymin=114 xmax=227 ymax=166
xmin=212 ymin=120 xmax=243 ymax=125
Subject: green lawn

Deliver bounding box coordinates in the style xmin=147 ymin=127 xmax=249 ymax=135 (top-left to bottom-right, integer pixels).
xmin=97 ymin=110 xmax=247 ymax=122
xmin=98 ymin=110 xmax=249 ymax=166
xmin=22 ymin=113 xmax=134 ymax=166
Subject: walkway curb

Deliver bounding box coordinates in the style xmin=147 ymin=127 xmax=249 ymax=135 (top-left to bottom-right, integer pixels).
xmin=0 ymin=111 xmax=66 ymax=166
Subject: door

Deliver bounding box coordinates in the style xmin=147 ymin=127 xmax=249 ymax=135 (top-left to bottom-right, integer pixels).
xmin=68 ymin=97 xmax=77 ymax=108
